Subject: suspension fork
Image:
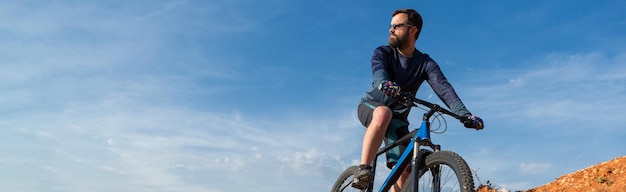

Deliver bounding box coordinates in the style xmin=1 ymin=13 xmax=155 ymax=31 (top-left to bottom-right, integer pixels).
xmin=411 ymin=137 xmax=420 ymax=192
xmin=412 ymin=119 xmax=434 ymax=192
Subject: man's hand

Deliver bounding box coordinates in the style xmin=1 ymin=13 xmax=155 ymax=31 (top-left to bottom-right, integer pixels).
xmin=463 ymin=116 xmax=484 ymax=130
xmin=380 ymin=80 xmax=401 ymax=97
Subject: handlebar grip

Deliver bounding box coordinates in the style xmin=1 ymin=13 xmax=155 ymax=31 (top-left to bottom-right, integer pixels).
xmin=461 ymin=116 xmax=484 ymax=130
xmin=461 ymin=116 xmax=473 ymax=127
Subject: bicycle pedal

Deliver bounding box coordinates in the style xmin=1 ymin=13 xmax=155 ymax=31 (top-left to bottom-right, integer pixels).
xmin=351 ymin=178 xmax=368 ymax=190
xmin=351 ymin=175 xmax=371 ymax=190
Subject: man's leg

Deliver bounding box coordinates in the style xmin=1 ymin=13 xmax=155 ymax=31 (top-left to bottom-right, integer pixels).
xmin=360 ymin=106 xmax=392 ymax=165
xmin=391 ymin=169 xmax=410 ymax=192
xmin=352 ymin=105 xmax=393 ymax=189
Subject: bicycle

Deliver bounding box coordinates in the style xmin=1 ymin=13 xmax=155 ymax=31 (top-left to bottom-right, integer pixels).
xmin=331 ymin=93 xmax=479 ymax=192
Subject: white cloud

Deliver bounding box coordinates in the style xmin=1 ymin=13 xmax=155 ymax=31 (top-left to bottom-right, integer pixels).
xmin=519 ymin=163 xmax=552 ymax=175
xmin=450 ymin=50 xmax=626 ymax=190
xmin=508 ymin=77 xmax=525 ymax=87
xmin=1 ymin=83 xmax=363 ymax=191
xmin=278 ymin=148 xmax=328 ymax=176
xmin=468 ymin=51 xmax=626 ymax=131
xmin=0 ymin=1 xmax=355 ymax=185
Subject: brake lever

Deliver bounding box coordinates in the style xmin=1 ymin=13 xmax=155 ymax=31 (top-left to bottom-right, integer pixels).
xmin=394 ymin=93 xmax=415 ymax=107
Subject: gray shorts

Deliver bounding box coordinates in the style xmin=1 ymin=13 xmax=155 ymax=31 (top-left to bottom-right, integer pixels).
xmin=358 ymin=100 xmax=410 ymax=168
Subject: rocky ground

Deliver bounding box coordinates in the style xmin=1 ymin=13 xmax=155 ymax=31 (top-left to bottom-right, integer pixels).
xmin=477 ymin=156 xmax=626 ymax=192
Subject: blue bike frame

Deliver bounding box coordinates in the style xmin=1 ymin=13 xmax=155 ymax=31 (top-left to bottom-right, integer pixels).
xmin=377 ymin=121 xmax=432 ymax=192
xmin=359 ymin=94 xmax=467 ymax=192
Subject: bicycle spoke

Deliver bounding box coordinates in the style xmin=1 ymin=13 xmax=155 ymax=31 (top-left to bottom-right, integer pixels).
xmin=418 ymin=165 xmax=464 ymax=192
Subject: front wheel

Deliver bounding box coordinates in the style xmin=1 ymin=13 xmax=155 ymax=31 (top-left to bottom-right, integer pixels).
xmin=401 ymin=151 xmax=475 ymax=192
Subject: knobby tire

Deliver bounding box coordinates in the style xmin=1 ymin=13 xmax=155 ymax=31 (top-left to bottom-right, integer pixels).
xmin=401 ymin=151 xmax=475 ymax=192
xmin=331 ymin=166 xmax=365 ymax=192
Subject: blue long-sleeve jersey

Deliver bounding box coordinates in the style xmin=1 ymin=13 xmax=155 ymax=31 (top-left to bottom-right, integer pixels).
xmin=362 ymin=45 xmax=472 ymax=119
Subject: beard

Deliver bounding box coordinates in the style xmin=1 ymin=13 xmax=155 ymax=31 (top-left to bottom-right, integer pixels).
xmin=388 ymin=33 xmax=409 ymax=49
xmin=388 ymin=35 xmax=399 ymax=48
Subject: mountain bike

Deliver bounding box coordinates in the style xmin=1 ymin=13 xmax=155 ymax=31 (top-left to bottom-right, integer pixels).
xmin=331 ymin=93 xmax=477 ymax=192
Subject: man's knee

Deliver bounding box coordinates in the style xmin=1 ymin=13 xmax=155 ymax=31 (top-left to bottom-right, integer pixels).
xmin=373 ymin=106 xmax=392 ymax=120
xmin=367 ymin=106 xmax=392 ymax=132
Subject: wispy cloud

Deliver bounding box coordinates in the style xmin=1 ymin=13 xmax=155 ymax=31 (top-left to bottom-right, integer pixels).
xmin=453 ymin=50 xmax=626 ymax=189
xmin=519 ymin=163 xmax=552 ymax=175
xmin=468 ymin=51 xmax=626 ymax=131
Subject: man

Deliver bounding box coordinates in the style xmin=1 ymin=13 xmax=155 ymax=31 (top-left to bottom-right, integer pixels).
xmin=353 ymin=9 xmax=484 ymax=191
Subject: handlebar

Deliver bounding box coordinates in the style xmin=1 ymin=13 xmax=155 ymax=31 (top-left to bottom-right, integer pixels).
xmin=394 ymin=92 xmax=473 ymax=126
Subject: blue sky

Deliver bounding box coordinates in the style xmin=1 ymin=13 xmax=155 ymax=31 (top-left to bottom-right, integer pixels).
xmin=1 ymin=0 xmax=625 ymax=191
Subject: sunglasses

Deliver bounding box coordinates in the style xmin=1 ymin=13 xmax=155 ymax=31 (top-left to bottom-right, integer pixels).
xmin=390 ymin=23 xmax=413 ymax=30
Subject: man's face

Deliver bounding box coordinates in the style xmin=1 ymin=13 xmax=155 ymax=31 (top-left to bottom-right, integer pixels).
xmin=388 ymin=13 xmax=412 ymax=49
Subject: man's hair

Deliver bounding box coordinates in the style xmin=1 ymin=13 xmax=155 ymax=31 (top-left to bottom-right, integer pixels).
xmin=392 ymin=9 xmax=423 ymax=40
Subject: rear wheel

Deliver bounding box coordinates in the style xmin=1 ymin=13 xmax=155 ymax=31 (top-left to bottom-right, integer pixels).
xmin=401 ymin=151 xmax=475 ymax=192
xmin=331 ymin=166 xmax=366 ymax=192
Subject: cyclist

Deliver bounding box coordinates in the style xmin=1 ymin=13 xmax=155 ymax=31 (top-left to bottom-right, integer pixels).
xmin=353 ymin=8 xmax=484 ymax=191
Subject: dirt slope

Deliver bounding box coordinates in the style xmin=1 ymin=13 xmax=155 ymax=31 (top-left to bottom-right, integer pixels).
xmin=477 ymin=156 xmax=626 ymax=192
